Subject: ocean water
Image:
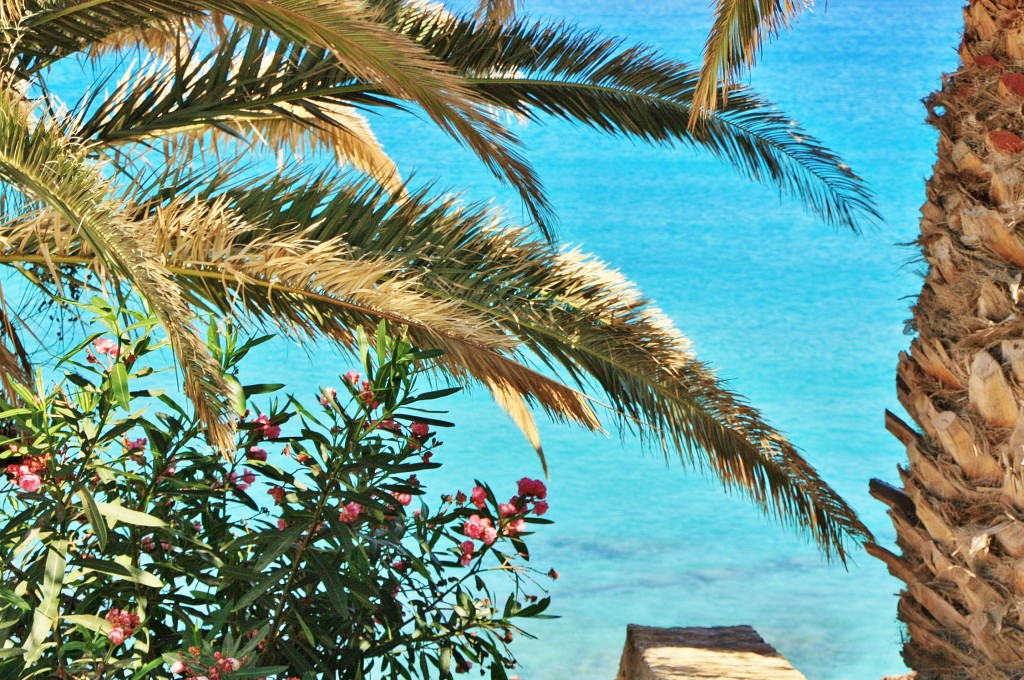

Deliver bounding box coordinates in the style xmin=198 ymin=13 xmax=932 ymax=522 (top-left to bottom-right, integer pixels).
xmin=332 ymin=2 xmax=960 ymax=677
xmin=37 ymin=1 xmax=964 ymax=678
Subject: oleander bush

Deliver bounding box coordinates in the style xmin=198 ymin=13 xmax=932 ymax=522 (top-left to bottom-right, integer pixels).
xmin=0 ymin=300 xmax=555 ymax=679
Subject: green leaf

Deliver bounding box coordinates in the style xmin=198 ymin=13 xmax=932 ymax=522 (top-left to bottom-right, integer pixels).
xmin=78 ymin=557 xmax=164 ymax=589
xmin=94 ymin=501 xmax=166 ymax=528
xmin=109 ymin=363 xmax=130 ymax=411
xmin=76 ymin=488 xmax=108 ymax=551
xmin=63 ymin=614 xmax=112 ymax=634
xmin=224 ymin=374 xmax=246 ymax=416
xmin=242 ymin=383 xmax=285 ymax=395
xmin=23 ymin=544 xmax=65 ymax=664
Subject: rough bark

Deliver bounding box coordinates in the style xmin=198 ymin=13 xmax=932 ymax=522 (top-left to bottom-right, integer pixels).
xmin=870 ymin=2 xmax=1024 ymax=678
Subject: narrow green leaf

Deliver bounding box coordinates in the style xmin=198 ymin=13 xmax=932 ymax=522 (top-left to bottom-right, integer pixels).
xmin=224 ymin=374 xmax=246 ymax=416
xmin=78 ymin=557 xmax=163 ymax=589
xmin=23 ymin=544 xmax=64 ymax=664
xmin=63 ymin=614 xmax=112 ymax=634
xmin=94 ymin=501 xmax=166 ymax=528
xmin=109 ymin=363 xmax=130 ymax=411
xmin=76 ymin=488 xmax=108 ymax=551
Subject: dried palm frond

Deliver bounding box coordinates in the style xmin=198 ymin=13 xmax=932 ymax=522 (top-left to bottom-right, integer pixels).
xmin=691 ymin=0 xmax=809 ymax=122
xmin=473 ymin=0 xmax=517 ymax=24
xmin=0 ymin=87 xmax=235 ymax=449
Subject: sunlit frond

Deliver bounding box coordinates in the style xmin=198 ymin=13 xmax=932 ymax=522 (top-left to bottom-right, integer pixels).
xmin=0 ymin=87 xmax=235 ymax=449
xmin=13 ymin=0 xmax=554 ymax=233
xmin=181 ymin=170 xmax=871 ymax=560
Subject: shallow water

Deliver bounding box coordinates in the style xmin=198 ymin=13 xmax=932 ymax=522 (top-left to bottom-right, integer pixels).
xmin=47 ymin=2 xmax=967 ymax=678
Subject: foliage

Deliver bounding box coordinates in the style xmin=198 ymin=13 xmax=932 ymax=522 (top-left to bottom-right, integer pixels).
xmin=0 ymin=0 xmax=874 ymax=564
xmin=0 ymin=301 xmax=555 ymax=679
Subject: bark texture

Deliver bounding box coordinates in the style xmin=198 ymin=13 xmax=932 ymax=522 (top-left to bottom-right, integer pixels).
xmin=870 ymin=2 xmax=1024 ymax=678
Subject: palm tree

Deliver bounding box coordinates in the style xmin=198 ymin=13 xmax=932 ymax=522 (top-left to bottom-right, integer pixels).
xmin=693 ymin=0 xmax=1024 ymax=676
xmin=0 ymin=0 xmax=877 ymax=559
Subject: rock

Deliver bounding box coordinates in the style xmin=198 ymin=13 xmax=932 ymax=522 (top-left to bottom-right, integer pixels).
xmin=616 ymin=624 xmax=807 ymax=679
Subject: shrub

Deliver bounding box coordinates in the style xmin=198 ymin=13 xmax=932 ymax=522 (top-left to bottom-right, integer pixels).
xmin=0 ymin=300 xmax=554 ymax=679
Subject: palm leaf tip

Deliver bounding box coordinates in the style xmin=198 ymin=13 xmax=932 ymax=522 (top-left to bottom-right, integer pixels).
xmin=691 ymin=0 xmax=810 ymax=121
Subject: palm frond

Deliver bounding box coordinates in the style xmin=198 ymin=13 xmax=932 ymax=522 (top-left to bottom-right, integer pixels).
xmin=0 ymin=86 xmax=235 ymax=449
xmin=374 ymin=9 xmax=876 ymax=231
xmin=14 ymin=1 xmax=554 ymax=234
xmin=474 ymin=0 xmax=517 ymax=24
xmin=78 ymin=30 xmax=405 ymax=194
xmin=178 ymin=169 xmax=872 ymax=560
xmin=691 ymin=0 xmax=808 ymax=121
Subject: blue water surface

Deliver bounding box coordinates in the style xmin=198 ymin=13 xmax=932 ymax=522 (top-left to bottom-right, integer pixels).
xmin=46 ymin=1 xmax=966 ymax=678
xmin=235 ymin=1 xmax=964 ymax=678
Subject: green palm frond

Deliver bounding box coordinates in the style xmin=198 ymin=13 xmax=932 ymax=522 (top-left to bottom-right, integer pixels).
xmin=0 ymin=86 xmax=235 ymax=449
xmin=78 ymin=27 xmax=404 ymax=194
xmin=175 ymin=169 xmax=871 ymax=560
xmin=692 ymin=0 xmax=808 ymax=120
xmin=12 ymin=0 xmax=554 ymax=233
xmin=372 ymin=8 xmax=875 ymax=231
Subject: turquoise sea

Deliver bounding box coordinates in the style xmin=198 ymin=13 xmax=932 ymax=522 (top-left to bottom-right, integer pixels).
xmin=47 ymin=2 xmax=964 ymax=678
xmin=231 ymin=1 xmax=968 ymax=678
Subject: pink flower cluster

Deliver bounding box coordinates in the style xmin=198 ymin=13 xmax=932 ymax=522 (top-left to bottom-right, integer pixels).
xmin=169 ymin=651 xmax=242 ymax=679
xmin=339 ymin=501 xmax=362 ymax=523
xmin=104 ymin=608 xmax=140 ymax=646
xmin=5 ymin=451 xmax=46 ymax=493
xmin=246 ymin=446 xmax=267 ymax=462
xmin=319 ymin=386 xmax=337 ymax=407
xmin=215 ymin=468 xmax=256 ymax=491
xmin=254 ymin=414 xmax=280 ymax=440
xmin=457 ymin=478 xmax=549 ymax=563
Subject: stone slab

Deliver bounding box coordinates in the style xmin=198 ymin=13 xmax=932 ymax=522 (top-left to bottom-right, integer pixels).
xmin=615 ymin=624 xmax=808 ymax=680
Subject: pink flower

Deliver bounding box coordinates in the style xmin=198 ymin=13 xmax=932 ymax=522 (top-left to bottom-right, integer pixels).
xmin=140 ymin=536 xmax=156 ymax=552
xmin=277 ymin=519 xmax=287 ymax=530
xmin=225 ymin=658 xmax=241 ymax=672
xmin=269 ymin=486 xmax=286 ymax=504
xmin=17 ymin=471 xmax=41 ymax=493
xmin=459 ymin=540 xmax=474 ymax=566
xmin=533 ymin=500 xmax=549 ymax=516
xmin=169 ymin=660 xmax=186 ymax=674
xmin=246 ymin=446 xmax=268 ymax=462
xmin=463 ymin=514 xmax=492 ymax=540
xmin=422 ymin=452 xmax=433 ymax=464
xmin=319 ymin=387 xmax=337 ymax=407
xmin=392 ymin=560 xmax=408 ymax=573
xmin=358 ymin=381 xmax=378 ymax=409
xmin=107 ymin=627 xmax=126 ymax=645
xmin=339 ymin=502 xmax=362 ymax=523
xmin=411 ymin=422 xmax=430 ymax=438
xmin=93 ymin=337 xmax=121 ymax=358
xmin=124 ymin=437 xmax=147 ymax=452
xmin=455 ymin=490 xmax=467 ymax=505
xmin=255 ymin=414 xmax=281 ymax=439
xmin=344 ymin=370 xmax=361 ymax=385
xmin=378 ymin=419 xmax=401 ymax=433
xmin=503 ymin=518 xmax=527 ymax=537
xmin=498 ymin=502 xmax=517 ymax=518
xmin=517 ymin=477 xmax=547 ymax=500
xmin=241 ymin=469 xmax=256 ymax=486
xmin=392 ymin=492 xmax=412 ymax=506
xmin=470 ymin=486 xmax=487 ymax=509
xmin=481 ymin=525 xmax=497 ymax=546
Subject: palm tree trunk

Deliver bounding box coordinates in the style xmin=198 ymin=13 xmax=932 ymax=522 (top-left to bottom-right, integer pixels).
xmin=869 ymin=1 xmax=1024 ymax=677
